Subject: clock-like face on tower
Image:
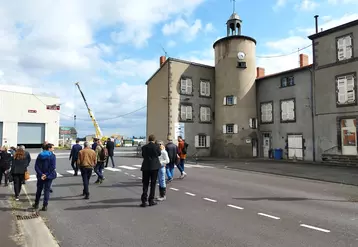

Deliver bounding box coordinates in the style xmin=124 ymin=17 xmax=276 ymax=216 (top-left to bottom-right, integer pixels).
xmin=237 ymin=52 xmax=245 ymax=60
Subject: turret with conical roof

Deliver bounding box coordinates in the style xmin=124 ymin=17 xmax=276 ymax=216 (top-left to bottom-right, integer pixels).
xmin=227 ymin=12 xmax=242 ymax=36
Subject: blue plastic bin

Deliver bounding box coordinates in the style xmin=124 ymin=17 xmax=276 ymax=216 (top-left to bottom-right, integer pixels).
xmin=273 ymin=148 xmax=283 ymax=160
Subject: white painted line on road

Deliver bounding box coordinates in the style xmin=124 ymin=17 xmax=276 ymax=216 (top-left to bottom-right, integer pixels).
xmin=203 ymin=197 xmax=217 ymax=203
xmin=300 ymin=224 xmax=330 ymax=233
xmin=227 ymin=204 xmax=244 ymax=210
xmin=118 ymin=165 xmax=137 ymax=170
xmin=131 ymin=174 xmax=136 ymax=177
xmin=170 ymin=188 xmax=179 ymax=191
xmin=138 ymin=177 xmax=142 ymax=179
xmin=133 ymin=165 xmax=141 ymax=168
xmin=124 ymin=172 xmax=129 ymax=175
xmin=258 ymin=213 xmax=280 ymax=220
xmin=104 ymin=167 xmax=121 ymax=172
xmin=27 ymin=175 xmax=37 ymax=182
xmin=66 ymin=170 xmax=95 ymax=176
xmin=56 ymin=173 xmax=63 ymax=178
xmin=185 ymin=192 xmax=196 ymax=196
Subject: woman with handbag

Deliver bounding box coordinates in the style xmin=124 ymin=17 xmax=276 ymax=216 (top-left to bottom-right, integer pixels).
xmin=10 ymin=148 xmax=28 ymax=200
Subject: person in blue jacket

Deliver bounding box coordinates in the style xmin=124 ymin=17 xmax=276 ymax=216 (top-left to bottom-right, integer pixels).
xmin=33 ymin=143 xmax=57 ymax=211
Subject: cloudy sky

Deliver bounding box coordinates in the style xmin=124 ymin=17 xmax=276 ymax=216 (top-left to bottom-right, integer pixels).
xmin=0 ymin=0 xmax=357 ymax=137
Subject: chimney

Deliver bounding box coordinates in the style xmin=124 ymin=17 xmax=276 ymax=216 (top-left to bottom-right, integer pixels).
xmin=160 ymin=56 xmax=166 ymax=67
xmin=299 ymin=54 xmax=309 ymax=67
xmin=314 ymin=15 xmax=319 ymax=34
xmin=256 ymin=67 xmax=265 ymax=78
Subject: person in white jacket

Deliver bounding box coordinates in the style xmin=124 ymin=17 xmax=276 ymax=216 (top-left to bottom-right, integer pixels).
xmin=156 ymin=140 xmax=170 ymax=201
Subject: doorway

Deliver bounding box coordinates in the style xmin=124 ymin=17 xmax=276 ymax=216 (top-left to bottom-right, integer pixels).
xmin=341 ymin=119 xmax=357 ymax=155
xmin=262 ymin=133 xmax=271 ymax=158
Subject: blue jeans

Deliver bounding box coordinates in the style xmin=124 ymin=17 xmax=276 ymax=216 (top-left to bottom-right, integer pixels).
xmin=158 ymin=166 xmax=166 ymax=188
xmin=166 ymin=163 xmax=175 ymax=180
xmin=94 ymin=162 xmax=104 ymax=180
xmin=177 ymin=159 xmax=185 ymax=174
xmin=35 ymin=179 xmax=53 ymax=206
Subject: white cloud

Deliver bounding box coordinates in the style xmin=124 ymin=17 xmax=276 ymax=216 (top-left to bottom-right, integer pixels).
xmin=328 ymin=0 xmax=358 ymax=4
xmin=167 ymin=40 xmax=176 ymax=48
xmin=295 ymin=0 xmax=319 ymax=11
xmin=162 ymin=18 xmax=213 ymax=42
xmin=179 ymin=48 xmax=215 ymax=66
xmin=273 ymin=0 xmax=288 ymax=11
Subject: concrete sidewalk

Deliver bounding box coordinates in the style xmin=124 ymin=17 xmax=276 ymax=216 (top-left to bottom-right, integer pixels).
xmin=188 ymin=157 xmax=358 ymax=186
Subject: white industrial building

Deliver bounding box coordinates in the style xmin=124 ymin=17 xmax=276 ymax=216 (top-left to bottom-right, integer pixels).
xmin=0 ymin=85 xmax=60 ymax=147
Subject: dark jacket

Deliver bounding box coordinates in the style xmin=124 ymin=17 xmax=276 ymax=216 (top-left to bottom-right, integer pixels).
xmin=141 ymin=142 xmax=161 ymax=171
xmin=0 ymin=152 xmax=12 ymax=170
xmin=11 ymin=159 xmax=27 ymax=175
xmin=35 ymin=151 xmax=57 ymax=180
xmin=106 ymin=141 xmax=115 ymax=156
xmin=92 ymin=142 xmax=98 ymax=151
xmin=24 ymin=151 xmax=31 ymax=166
xmin=165 ymin=142 xmax=179 ymax=164
xmin=70 ymin=144 xmax=82 ymax=161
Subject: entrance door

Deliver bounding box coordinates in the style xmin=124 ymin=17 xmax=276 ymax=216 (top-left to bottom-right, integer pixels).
xmin=341 ymin=119 xmax=357 ymax=155
xmin=262 ymin=133 xmax=270 ymax=158
xmin=288 ymin=134 xmax=303 ymax=160
xmin=252 ymin=139 xmax=257 ymax=157
xmin=17 ymin=123 xmax=45 ymax=145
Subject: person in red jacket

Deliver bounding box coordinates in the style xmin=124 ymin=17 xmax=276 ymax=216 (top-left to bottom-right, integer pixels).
xmin=177 ymin=136 xmax=187 ymax=179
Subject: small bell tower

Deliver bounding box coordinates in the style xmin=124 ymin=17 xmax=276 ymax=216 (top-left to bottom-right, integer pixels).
xmin=227 ymin=0 xmax=242 ymax=36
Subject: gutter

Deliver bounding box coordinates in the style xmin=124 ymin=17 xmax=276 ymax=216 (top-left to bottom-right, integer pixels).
xmin=310 ymin=40 xmax=316 ymax=161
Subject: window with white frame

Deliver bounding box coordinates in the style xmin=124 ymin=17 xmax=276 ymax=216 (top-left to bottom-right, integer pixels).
xmin=200 ymin=80 xmax=210 ymax=96
xmin=337 ymin=35 xmax=353 ymax=61
xmin=280 ymin=99 xmax=295 ymax=122
xmin=195 ymin=135 xmax=210 ymax=148
xmin=180 ymin=105 xmax=193 ymax=121
xmin=180 ymin=77 xmax=193 ymax=95
xmin=222 ymin=124 xmax=238 ymax=134
xmin=200 ymin=106 xmax=211 ymax=122
xmin=260 ymin=102 xmax=273 ymax=123
xmin=336 ymin=74 xmax=356 ymax=105
xmin=223 ymin=95 xmax=237 ymax=105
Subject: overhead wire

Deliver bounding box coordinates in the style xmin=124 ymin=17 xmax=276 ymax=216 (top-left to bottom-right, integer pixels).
xmin=31 ymin=93 xmax=146 ymax=122
xmin=256 ymin=44 xmax=312 ymax=58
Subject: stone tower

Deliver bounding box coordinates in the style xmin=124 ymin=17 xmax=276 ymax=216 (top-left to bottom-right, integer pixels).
xmin=213 ymin=11 xmax=257 ymax=158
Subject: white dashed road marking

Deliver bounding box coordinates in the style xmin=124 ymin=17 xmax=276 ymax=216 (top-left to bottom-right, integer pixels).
xmin=124 ymin=172 xmax=129 ymax=175
xmin=300 ymin=224 xmax=331 ymax=233
xmin=138 ymin=177 xmax=142 ymax=179
xmin=133 ymin=165 xmax=142 ymax=168
xmin=131 ymin=174 xmax=136 ymax=177
xmin=185 ymin=192 xmax=196 ymax=196
xmin=258 ymin=213 xmax=280 ymax=220
xmin=104 ymin=167 xmax=121 ymax=172
xmin=170 ymin=188 xmax=179 ymax=191
xmin=227 ymin=204 xmax=244 ymax=210
xmin=118 ymin=166 xmax=137 ymax=170
xmin=203 ymin=198 xmax=217 ymax=203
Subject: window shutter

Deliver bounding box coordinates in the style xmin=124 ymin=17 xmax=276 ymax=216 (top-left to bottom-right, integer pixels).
xmin=345 ymin=36 xmax=353 ymax=59
xmin=194 ymin=135 xmax=199 ymax=147
xmin=260 ymin=104 xmax=265 ymax=122
xmin=337 ymin=77 xmax=347 ymax=104
xmin=346 ymin=76 xmax=355 ymax=102
xmin=200 ymin=107 xmax=205 ymax=121
xmin=187 ymin=79 xmax=193 ymax=94
xmin=223 ymin=97 xmax=227 ymax=105
xmin=267 ymin=103 xmax=273 ymax=122
xmin=233 ymin=124 xmax=238 ymax=133
xmin=337 ymin=38 xmax=346 ymax=60
xmin=206 ymin=82 xmax=210 ymax=96
xmin=287 ymin=101 xmax=295 ymax=120
xmin=180 ymin=79 xmax=187 ymax=93
xmin=180 ymin=105 xmax=186 ymax=120
xmin=200 ymin=81 xmax=205 ymax=95
xmin=281 ymin=101 xmax=287 ymax=121
xmin=222 ymin=125 xmax=227 ymax=134
xmin=206 ymin=136 xmax=211 ymax=147
xmin=233 ymin=96 xmax=238 ymax=105
xmin=187 ymin=106 xmax=192 ymax=120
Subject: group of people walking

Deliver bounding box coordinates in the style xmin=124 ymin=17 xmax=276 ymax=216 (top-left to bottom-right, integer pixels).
xmin=140 ymin=135 xmax=188 ymax=207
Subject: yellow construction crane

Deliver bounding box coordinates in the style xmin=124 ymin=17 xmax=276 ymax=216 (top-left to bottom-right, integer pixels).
xmin=75 ymin=82 xmax=108 ymax=142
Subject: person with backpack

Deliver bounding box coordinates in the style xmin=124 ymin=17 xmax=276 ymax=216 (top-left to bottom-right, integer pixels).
xmin=177 ymin=136 xmax=188 ymax=179
xmin=94 ymin=140 xmax=107 ymax=184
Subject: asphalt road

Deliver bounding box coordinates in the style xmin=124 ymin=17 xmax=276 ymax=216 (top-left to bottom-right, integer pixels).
xmin=15 ymin=156 xmax=358 ymax=247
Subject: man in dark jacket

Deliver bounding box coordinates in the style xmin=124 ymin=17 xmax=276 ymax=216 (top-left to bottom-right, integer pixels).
xmin=0 ymin=147 xmax=12 ymax=186
xmin=140 ymin=134 xmax=161 ymax=207
xmin=33 ymin=143 xmax=57 ymax=211
xmin=105 ymin=138 xmax=115 ymax=168
xmin=92 ymin=138 xmax=98 ymax=150
xmin=165 ymin=137 xmax=179 ymax=183
xmin=69 ymin=140 xmax=82 ymax=176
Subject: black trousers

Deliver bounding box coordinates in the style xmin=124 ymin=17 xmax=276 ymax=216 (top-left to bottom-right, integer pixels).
xmin=141 ymin=169 xmax=159 ymax=203
xmin=105 ymin=155 xmax=115 ymax=167
xmin=0 ymin=167 xmax=9 ymax=185
xmin=71 ymin=159 xmax=78 ymax=174
xmin=80 ymin=167 xmax=92 ymax=196
xmin=13 ymin=174 xmax=24 ymax=197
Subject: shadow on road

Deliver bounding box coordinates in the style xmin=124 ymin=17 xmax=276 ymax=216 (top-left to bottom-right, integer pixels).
xmin=233 ymin=197 xmax=358 ymax=202
xmin=99 ymin=181 xmax=142 ymax=188
xmin=90 ymin=198 xmax=139 ymax=204
xmin=64 ymin=204 xmax=139 ymax=210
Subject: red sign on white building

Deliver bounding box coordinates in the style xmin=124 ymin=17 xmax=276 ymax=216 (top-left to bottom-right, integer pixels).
xmin=28 ymin=109 xmax=37 ymax=113
xmin=46 ymin=105 xmax=60 ymax=110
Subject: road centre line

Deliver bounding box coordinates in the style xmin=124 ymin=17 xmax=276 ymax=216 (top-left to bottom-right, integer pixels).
xmin=258 ymin=213 xmax=280 ymax=220
xmin=170 ymin=188 xmax=179 ymax=191
xmin=185 ymin=192 xmax=196 ymax=196
xmin=131 ymin=174 xmax=136 ymax=177
xmin=203 ymin=197 xmax=217 ymax=203
xmin=300 ymin=224 xmax=331 ymax=233
xmin=124 ymin=172 xmax=129 ymax=175
xmin=227 ymin=204 xmax=244 ymax=210
xmin=138 ymin=177 xmax=142 ymax=179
